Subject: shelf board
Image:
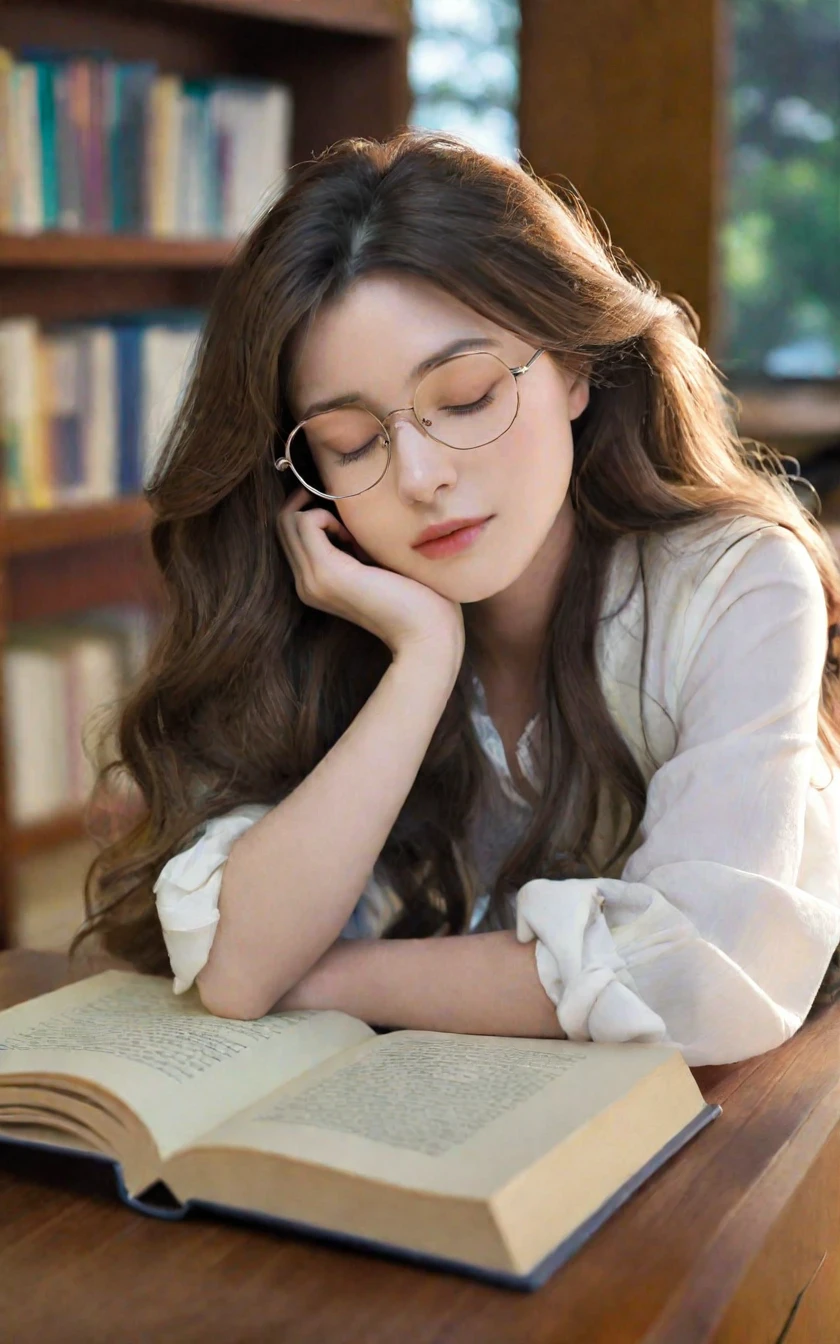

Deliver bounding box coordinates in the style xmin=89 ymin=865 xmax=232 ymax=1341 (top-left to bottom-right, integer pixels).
xmin=2 ymin=498 xmax=154 ymax=557
xmin=12 ymin=810 xmax=88 ymax=860
xmin=157 ymin=0 xmax=409 ymax=35
xmin=0 ymin=234 xmax=236 ymax=269
xmin=734 ymin=383 xmax=840 ymax=442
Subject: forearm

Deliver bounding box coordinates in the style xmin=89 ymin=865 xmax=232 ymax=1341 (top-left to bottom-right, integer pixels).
xmin=274 ymin=931 xmax=567 ymax=1038
xmin=198 ymin=649 xmax=459 ymax=1019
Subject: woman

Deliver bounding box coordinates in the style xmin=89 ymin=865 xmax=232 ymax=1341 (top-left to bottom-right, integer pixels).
xmin=72 ymin=130 xmax=840 ymax=1067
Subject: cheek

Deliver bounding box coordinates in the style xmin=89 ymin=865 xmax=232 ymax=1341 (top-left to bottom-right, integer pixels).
xmin=494 ymin=407 xmax=574 ymax=496
xmin=335 ymin=505 xmax=390 ymax=565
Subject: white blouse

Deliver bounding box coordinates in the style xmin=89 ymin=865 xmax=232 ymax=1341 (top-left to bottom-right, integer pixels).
xmin=153 ymin=514 xmax=840 ymax=1066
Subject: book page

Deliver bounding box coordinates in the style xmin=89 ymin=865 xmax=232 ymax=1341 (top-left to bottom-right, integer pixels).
xmin=0 ymin=971 xmax=375 ymax=1162
xmin=0 ymin=1118 xmax=109 ymax=1157
xmin=186 ymin=1030 xmax=693 ymax=1199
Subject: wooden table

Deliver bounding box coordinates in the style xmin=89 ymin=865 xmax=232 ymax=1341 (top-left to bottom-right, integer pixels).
xmin=0 ymin=950 xmax=838 ymax=1343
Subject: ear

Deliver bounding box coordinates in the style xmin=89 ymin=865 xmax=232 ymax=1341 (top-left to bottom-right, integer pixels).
xmin=567 ymin=368 xmax=591 ymax=422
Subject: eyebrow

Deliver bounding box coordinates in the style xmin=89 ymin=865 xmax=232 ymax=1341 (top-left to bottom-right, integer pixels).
xmin=298 ymin=336 xmax=503 ymax=420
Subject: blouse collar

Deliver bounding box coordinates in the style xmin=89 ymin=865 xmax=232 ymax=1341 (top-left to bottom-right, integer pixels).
xmin=469 ymin=671 xmax=540 ymax=807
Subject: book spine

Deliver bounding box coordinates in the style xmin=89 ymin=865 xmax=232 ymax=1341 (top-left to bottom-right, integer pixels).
xmin=0 ymin=48 xmax=13 ymax=230
xmin=17 ymin=319 xmax=40 ymax=508
xmin=101 ymin=61 xmax=116 ymax=230
xmin=36 ymin=60 xmax=59 ymax=229
xmin=164 ymin=77 xmax=181 ymax=236
xmin=60 ymin=59 xmax=83 ymax=231
xmin=120 ymin=63 xmax=156 ymax=232
xmin=15 ymin=63 xmax=43 ymax=233
xmin=71 ymin=59 xmax=90 ymax=230
xmin=88 ymin=325 xmax=117 ymax=500
xmin=179 ymin=84 xmax=197 ymax=235
xmin=50 ymin=331 xmax=84 ymax=499
xmin=31 ymin=330 xmax=53 ymax=508
xmin=0 ymin=320 xmax=26 ymax=508
xmin=6 ymin=641 xmax=70 ymax=819
xmin=110 ymin=64 xmax=123 ymax=231
xmin=88 ymin=58 xmax=105 ymax=232
xmin=78 ymin=59 xmax=95 ymax=229
xmin=115 ymin=325 xmax=142 ymax=495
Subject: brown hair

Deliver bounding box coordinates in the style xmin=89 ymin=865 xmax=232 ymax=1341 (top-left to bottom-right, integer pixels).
xmin=70 ymin=129 xmax=840 ymax=974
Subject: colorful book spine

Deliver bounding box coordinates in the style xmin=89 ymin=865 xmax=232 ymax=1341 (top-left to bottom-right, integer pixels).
xmin=0 ymin=311 xmax=203 ymax=509
xmin=0 ymin=48 xmax=13 ymax=230
xmin=35 ymin=60 xmax=59 ymax=229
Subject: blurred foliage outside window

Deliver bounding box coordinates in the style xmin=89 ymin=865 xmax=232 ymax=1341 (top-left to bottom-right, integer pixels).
xmin=722 ymin=0 xmax=840 ymax=382
xmin=407 ymin=1 xmax=839 ymax=388
xmin=408 ymin=0 xmax=520 ymax=161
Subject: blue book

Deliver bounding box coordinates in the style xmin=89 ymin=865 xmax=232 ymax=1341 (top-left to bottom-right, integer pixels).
xmin=112 ymin=60 xmax=157 ymax=232
xmin=0 ymin=970 xmax=719 ymax=1291
xmin=114 ymin=323 xmax=142 ymax=495
xmin=53 ymin=414 xmax=83 ymax=492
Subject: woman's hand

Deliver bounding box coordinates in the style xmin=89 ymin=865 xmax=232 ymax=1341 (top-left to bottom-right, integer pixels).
xmin=276 ymin=486 xmax=464 ymax=663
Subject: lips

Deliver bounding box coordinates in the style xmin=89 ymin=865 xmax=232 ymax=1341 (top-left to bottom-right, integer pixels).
xmin=412 ymin=516 xmax=491 ymax=548
xmin=412 ymin=517 xmax=492 ymax=558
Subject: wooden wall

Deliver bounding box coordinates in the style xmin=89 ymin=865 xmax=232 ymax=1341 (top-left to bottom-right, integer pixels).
xmin=519 ymin=0 xmax=724 ymax=354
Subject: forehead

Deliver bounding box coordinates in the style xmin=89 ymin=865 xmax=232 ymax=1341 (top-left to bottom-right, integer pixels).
xmin=288 ymin=272 xmax=508 ymax=413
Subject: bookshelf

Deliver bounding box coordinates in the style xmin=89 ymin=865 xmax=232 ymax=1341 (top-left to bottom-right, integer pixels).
xmin=0 ymin=234 xmax=236 ymax=268
xmin=0 ymin=0 xmax=411 ymax=945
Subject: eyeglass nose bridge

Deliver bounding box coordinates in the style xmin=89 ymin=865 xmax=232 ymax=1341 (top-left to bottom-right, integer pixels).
xmin=377 ymin=404 xmax=434 ymax=441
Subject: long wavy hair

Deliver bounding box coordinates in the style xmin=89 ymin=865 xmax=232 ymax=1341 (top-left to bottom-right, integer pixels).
xmin=70 ymin=129 xmax=840 ymax=978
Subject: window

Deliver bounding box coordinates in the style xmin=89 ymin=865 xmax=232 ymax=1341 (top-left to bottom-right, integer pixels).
xmin=722 ymin=0 xmax=840 ymax=381
xmin=409 ymin=0 xmax=520 ymax=161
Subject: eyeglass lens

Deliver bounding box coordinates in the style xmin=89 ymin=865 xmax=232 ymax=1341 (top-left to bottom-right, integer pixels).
xmin=286 ymin=352 xmax=519 ymax=500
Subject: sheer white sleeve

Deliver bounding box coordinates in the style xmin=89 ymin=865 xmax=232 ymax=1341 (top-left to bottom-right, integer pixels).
xmin=153 ymin=804 xmax=401 ymax=994
xmin=516 ymin=529 xmax=840 ymax=1065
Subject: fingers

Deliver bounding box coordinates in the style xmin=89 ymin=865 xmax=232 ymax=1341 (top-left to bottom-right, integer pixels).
xmin=275 ymin=487 xmax=353 ymax=581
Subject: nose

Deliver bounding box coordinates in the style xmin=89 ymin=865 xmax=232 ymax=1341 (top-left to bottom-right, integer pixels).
xmin=384 ymin=411 xmax=459 ymax=500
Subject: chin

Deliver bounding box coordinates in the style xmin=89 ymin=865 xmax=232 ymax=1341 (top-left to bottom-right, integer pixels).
xmin=427 ymin=566 xmax=521 ymax=604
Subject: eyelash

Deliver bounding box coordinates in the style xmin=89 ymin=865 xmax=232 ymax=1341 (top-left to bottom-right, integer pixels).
xmin=337 ymin=392 xmax=496 ymax=465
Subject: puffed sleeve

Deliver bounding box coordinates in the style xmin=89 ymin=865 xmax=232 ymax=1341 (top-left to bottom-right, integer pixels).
xmin=516 ymin=527 xmax=840 ymax=1066
xmin=153 ymin=803 xmax=402 ymax=994
xmin=153 ymin=804 xmax=271 ymax=994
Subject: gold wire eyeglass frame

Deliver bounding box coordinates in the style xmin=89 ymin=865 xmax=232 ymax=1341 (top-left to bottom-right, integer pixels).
xmin=274 ymin=346 xmax=547 ymax=501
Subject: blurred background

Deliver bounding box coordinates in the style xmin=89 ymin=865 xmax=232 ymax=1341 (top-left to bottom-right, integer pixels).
xmin=0 ymin=0 xmax=838 ymax=956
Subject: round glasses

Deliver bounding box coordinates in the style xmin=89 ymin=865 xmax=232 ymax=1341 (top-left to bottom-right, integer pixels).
xmin=274 ymin=347 xmax=546 ymax=501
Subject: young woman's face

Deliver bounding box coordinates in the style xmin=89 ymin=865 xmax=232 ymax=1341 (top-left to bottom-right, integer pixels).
xmin=287 ymin=272 xmax=589 ymax=603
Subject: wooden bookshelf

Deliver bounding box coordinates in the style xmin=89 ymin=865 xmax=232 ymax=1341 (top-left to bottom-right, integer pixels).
xmin=0 ymin=0 xmax=411 ymax=946
xmin=157 ymin=0 xmax=406 ymax=35
xmin=12 ymin=811 xmax=89 ymax=862
xmin=1 ymin=499 xmax=154 ymax=556
xmin=0 ymin=235 xmax=236 ymax=269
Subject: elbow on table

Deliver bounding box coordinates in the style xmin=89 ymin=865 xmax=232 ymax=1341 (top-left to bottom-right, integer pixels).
xmin=195 ymin=966 xmax=277 ymax=1020
xmin=678 ymin=1008 xmax=801 ymax=1068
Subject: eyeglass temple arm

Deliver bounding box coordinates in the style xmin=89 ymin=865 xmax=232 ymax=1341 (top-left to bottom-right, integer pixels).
xmin=511 ymin=348 xmax=546 ymax=378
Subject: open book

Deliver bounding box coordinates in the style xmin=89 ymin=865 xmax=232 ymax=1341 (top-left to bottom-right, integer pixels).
xmin=0 ymin=970 xmax=719 ymax=1290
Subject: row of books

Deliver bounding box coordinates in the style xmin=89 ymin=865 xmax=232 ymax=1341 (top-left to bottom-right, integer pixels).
xmin=0 ymin=47 xmax=292 ymax=238
xmin=3 ymin=606 xmax=156 ymax=825
xmin=0 ymin=311 xmax=202 ymax=509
